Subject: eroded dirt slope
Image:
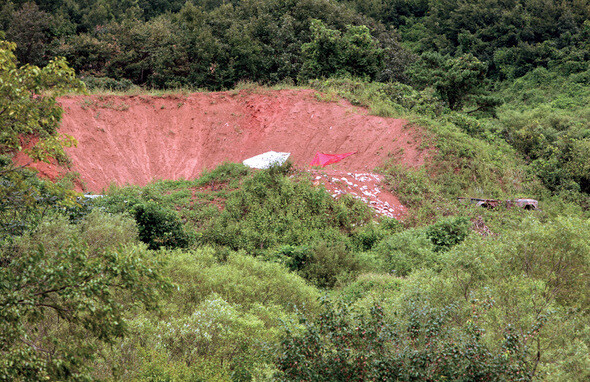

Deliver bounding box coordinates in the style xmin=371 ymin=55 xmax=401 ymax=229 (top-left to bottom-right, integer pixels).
xmin=49 ymin=89 xmax=424 ymax=192
xmin=16 ymin=89 xmax=428 ymax=218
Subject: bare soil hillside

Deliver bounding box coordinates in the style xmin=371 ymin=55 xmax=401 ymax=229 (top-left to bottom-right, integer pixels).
xmin=16 ymin=89 xmax=428 ymax=218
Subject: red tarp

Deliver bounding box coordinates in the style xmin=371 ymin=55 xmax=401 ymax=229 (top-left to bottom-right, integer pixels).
xmin=310 ymin=151 xmax=356 ymax=167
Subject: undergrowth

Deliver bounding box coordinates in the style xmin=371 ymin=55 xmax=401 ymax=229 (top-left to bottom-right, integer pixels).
xmin=96 ymin=161 xmax=381 ymax=287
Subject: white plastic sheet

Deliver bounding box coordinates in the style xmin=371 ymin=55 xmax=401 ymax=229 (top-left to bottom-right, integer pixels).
xmin=242 ymin=151 xmax=291 ymax=169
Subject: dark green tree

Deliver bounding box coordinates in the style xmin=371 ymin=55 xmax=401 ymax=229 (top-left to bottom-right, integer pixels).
xmin=409 ymin=52 xmax=496 ymax=111
xmin=278 ymin=297 xmax=533 ymax=381
xmin=133 ymin=201 xmax=189 ymax=250
xmin=299 ymin=19 xmax=383 ymax=81
xmin=422 ymin=0 xmax=590 ymax=78
xmin=425 ymin=216 xmax=471 ymax=253
xmin=4 ymin=1 xmax=53 ymax=65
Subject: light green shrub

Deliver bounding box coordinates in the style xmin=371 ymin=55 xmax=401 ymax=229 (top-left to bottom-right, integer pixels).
xmin=166 ymin=249 xmax=320 ymax=313
xmin=96 ymin=248 xmax=320 ymax=381
xmin=371 ymin=228 xmax=437 ymax=276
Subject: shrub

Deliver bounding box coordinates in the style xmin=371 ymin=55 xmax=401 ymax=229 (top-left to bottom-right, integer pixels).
xmin=0 ymin=215 xmax=169 ymax=381
xmin=8 ymin=210 xmax=139 ymax=258
xmin=77 ymin=209 xmax=139 ymax=253
xmin=337 ymin=273 xmax=403 ymax=303
xmin=425 ymin=216 xmax=471 ymax=252
xmin=269 ymin=244 xmax=313 ymax=272
xmin=197 ymin=166 xmax=370 ymax=254
xmin=166 ymin=249 xmax=320 ymax=314
xmin=81 ymin=76 xmax=134 ymax=92
xmin=372 ymin=228 xmax=437 ymax=276
xmin=97 ymin=248 xmax=321 ymax=381
xmin=423 ymin=217 xmax=590 ymax=381
xmin=277 ymin=297 xmax=532 ymax=381
xmin=502 ymin=216 xmax=590 ymax=309
xmin=133 ymin=295 xmax=269 ymax=381
xmin=133 ymin=201 xmax=189 ymax=250
xmin=351 ymin=218 xmax=402 ymax=251
xmin=300 ymin=242 xmax=364 ymax=288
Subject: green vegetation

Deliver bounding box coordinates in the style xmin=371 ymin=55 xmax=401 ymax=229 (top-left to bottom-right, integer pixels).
xmin=278 ymin=297 xmax=531 ymax=381
xmin=1 ymin=213 xmax=170 ymax=380
xmin=1 ymin=0 xmax=589 ymax=380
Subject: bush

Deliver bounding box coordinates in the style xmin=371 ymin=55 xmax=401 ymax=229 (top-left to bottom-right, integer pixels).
xmin=133 ymin=202 xmax=189 ymax=250
xmin=166 ymin=249 xmax=320 ymax=314
xmin=422 ymin=216 xmax=590 ymax=381
xmin=96 ymin=248 xmax=321 ymax=381
xmin=0 ymin=214 xmax=169 ymax=381
xmin=197 ymin=166 xmax=370 ymax=254
xmin=372 ymin=228 xmax=437 ymax=276
xmin=277 ymin=297 xmax=533 ymax=381
xmin=81 ymin=76 xmax=134 ymax=91
xmin=425 ymin=216 xmax=471 ymax=252
xmin=269 ymin=244 xmax=313 ymax=272
xmin=300 ymin=242 xmax=364 ymax=288
xmin=130 ymin=295 xmax=269 ymax=381
xmin=337 ymin=273 xmax=403 ymax=303
xmin=503 ymin=216 xmax=590 ymax=309
xmin=351 ymin=218 xmax=402 ymax=251
xmin=8 ymin=210 xmax=139 ymax=258
xmin=77 ymin=209 xmax=139 ymax=253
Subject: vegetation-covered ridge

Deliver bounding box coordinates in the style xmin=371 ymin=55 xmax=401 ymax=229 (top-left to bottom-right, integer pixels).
xmin=0 ymin=0 xmax=589 ymax=381
xmin=2 ymin=0 xmax=588 ymax=88
xmin=4 ymin=0 xmax=586 ymax=200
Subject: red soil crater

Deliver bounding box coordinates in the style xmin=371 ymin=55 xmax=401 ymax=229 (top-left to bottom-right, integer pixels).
xmin=17 ymin=89 xmax=428 ymax=218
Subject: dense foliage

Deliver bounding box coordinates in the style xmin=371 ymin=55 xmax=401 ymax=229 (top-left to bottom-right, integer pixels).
xmin=278 ymin=297 xmax=532 ymax=381
xmin=0 ymin=0 xmax=412 ymax=88
xmin=0 ymin=40 xmax=170 ymax=380
xmin=0 ymin=0 xmax=589 ymax=380
xmin=1 ymin=0 xmax=587 ymax=88
xmin=0 ymin=213 xmax=170 ymax=380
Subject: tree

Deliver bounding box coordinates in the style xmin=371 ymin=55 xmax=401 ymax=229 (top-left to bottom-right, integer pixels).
xmin=299 ymin=19 xmax=384 ymax=81
xmin=0 ymin=39 xmax=171 ymax=380
xmin=0 ymin=39 xmax=82 ymax=163
xmin=0 ymin=39 xmax=83 ymax=238
xmin=0 ymin=213 xmax=171 ymax=381
xmin=420 ymin=0 xmax=590 ymax=79
xmin=5 ymin=1 xmax=54 ymax=66
xmin=409 ymin=51 xmax=493 ymax=111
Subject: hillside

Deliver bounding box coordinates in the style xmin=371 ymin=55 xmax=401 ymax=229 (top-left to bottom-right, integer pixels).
xmin=54 ymin=89 xmax=426 ymax=191
xmin=1 ymin=0 xmax=588 ymax=381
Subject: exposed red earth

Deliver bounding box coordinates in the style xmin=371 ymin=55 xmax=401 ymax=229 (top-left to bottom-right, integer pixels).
xmin=15 ymin=89 xmax=428 ymax=218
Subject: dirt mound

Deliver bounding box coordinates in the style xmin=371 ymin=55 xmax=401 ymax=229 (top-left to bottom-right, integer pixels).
xmin=17 ymin=89 xmax=428 ymax=217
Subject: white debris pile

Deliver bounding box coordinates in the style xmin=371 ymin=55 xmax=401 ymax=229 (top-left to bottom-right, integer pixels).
xmin=243 ymin=151 xmax=290 ymax=169
xmin=311 ymin=170 xmax=406 ymax=219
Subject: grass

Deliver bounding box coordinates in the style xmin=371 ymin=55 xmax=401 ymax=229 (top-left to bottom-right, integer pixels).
xmin=69 ymin=78 xmax=303 ymax=97
xmin=79 ymin=97 xmax=130 ymax=111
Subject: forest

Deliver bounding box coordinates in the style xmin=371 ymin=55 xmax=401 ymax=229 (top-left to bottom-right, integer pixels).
xmin=0 ymin=0 xmax=589 ymax=381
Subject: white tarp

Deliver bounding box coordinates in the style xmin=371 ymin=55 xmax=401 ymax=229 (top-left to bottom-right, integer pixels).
xmin=243 ymin=151 xmax=291 ymax=169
